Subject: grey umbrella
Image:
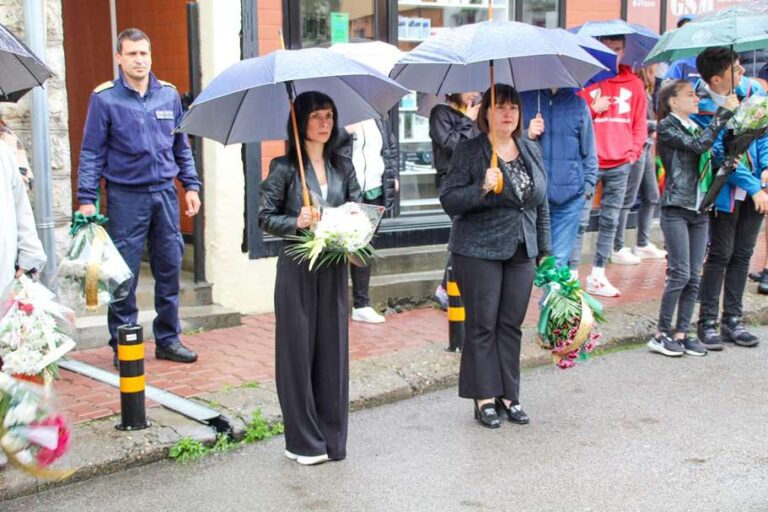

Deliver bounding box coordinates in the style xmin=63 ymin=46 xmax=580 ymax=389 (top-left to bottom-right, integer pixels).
xmin=390 ymin=20 xmax=608 ymax=95
xmin=0 ymin=23 xmax=54 ymax=101
xmin=177 ymin=47 xmax=409 ymax=145
xmin=178 ymin=46 xmax=408 ymax=207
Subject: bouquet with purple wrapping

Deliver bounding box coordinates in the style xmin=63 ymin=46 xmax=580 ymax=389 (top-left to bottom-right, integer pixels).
xmin=534 ymin=257 xmax=604 ymax=369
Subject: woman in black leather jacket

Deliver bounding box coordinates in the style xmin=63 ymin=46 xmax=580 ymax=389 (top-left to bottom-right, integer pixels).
xmin=440 ymin=84 xmax=551 ymax=429
xmin=257 ymin=91 xmax=362 ymax=465
xmin=648 ymin=80 xmax=737 ymax=358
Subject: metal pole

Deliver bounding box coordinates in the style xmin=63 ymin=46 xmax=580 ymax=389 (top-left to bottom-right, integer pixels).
xmin=116 ymin=324 xmax=150 ymax=431
xmin=23 ymin=0 xmax=57 ymax=289
xmin=187 ymin=2 xmax=206 ymax=283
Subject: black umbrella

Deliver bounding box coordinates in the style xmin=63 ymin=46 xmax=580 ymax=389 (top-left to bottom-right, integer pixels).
xmin=0 ymin=23 xmax=55 ymax=101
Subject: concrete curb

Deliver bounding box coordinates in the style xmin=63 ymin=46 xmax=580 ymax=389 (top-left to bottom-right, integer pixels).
xmin=3 ymin=288 xmax=767 ymax=502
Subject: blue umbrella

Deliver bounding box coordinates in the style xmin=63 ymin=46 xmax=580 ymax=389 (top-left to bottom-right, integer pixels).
xmin=177 ymin=47 xmax=408 ymax=145
xmin=549 ymin=28 xmax=618 ymax=86
xmin=178 ymin=47 xmax=408 ymax=207
xmin=0 ymin=23 xmax=54 ymax=101
xmin=570 ymin=19 xmax=660 ymax=69
xmin=390 ymin=20 xmax=608 ymax=95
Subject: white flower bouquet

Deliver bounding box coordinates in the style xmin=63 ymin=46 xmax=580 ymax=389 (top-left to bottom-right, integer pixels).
xmin=57 ymin=216 xmax=133 ymax=311
xmin=285 ymin=194 xmax=385 ymax=270
xmin=0 ymin=277 xmax=76 ymax=385
xmin=724 ymin=95 xmax=768 ymax=157
xmin=0 ymin=373 xmax=73 ymax=479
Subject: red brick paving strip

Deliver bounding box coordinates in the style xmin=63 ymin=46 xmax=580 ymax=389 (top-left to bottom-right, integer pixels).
xmin=58 ymin=239 xmax=766 ymax=423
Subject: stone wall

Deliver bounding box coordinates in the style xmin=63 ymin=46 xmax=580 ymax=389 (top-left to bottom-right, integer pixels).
xmin=0 ymin=0 xmax=72 ymax=258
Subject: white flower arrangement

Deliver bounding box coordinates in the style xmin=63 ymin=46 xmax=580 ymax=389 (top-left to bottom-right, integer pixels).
xmin=56 ymin=223 xmax=133 ymax=311
xmin=285 ymin=199 xmax=385 ymax=271
xmin=0 ymin=277 xmax=76 ymax=383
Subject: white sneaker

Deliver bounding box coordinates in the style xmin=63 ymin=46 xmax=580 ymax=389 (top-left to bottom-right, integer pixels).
xmin=352 ymin=306 xmax=385 ymax=324
xmin=633 ymin=242 xmax=667 ymax=259
xmin=586 ymin=274 xmax=621 ymax=297
xmin=611 ymin=247 xmax=641 ymax=265
xmin=285 ymin=450 xmax=330 ymax=466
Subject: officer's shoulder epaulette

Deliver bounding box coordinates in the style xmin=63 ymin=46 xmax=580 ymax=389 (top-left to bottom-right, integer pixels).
xmin=158 ymin=80 xmax=177 ymax=90
xmin=93 ymin=81 xmax=115 ymax=94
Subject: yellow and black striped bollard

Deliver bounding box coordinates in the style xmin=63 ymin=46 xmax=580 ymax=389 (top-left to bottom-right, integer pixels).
xmin=116 ymin=324 xmax=151 ymax=431
xmin=446 ymin=267 xmax=465 ymax=352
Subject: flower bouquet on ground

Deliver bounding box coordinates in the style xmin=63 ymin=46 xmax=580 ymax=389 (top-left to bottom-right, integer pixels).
xmin=57 ymin=212 xmax=133 ymax=311
xmin=285 ymin=192 xmax=386 ymax=271
xmin=534 ymin=257 xmax=604 ymax=369
xmin=700 ymin=96 xmax=768 ymax=212
xmin=0 ymin=276 xmax=77 ymax=385
xmin=0 ymin=372 xmax=73 ymax=479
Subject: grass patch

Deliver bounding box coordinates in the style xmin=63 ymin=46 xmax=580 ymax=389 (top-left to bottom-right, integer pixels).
xmin=168 ymin=409 xmax=284 ymax=463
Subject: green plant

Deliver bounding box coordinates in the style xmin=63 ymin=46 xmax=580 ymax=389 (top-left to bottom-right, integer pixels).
xmin=243 ymin=409 xmax=284 ymax=443
xmin=240 ymin=381 xmax=261 ymax=389
xmin=169 ymin=437 xmax=208 ymax=463
xmin=211 ymin=433 xmax=237 ymax=453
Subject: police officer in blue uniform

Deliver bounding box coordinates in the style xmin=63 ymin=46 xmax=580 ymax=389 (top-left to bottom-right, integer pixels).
xmin=77 ymin=28 xmax=201 ymax=366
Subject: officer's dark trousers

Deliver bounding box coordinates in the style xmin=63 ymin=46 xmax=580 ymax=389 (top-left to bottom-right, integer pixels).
xmin=275 ymin=249 xmax=349 ymax=460
xmin=452 ymin=247 xmax=534 ymax=405
xmin=106 ymin=184 xmax=183 ymax=349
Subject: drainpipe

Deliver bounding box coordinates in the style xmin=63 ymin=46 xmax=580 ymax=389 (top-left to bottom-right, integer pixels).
xmin=23 ymin=0 xmax=57 ymax=289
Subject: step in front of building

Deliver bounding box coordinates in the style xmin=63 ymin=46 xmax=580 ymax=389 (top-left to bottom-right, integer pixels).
xmin=73 ymin=304 xmax=242 ymax=351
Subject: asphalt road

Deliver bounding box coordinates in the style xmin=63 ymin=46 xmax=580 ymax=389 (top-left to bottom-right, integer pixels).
xmin=9 ymin=330 xmax=768 ymax=512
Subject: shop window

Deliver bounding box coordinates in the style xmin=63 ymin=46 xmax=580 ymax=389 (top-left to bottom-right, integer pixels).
xmin=300 ymin=0 xmax=375 ymax=48
xmin=520 ymin=0 xmax=560 ymax=28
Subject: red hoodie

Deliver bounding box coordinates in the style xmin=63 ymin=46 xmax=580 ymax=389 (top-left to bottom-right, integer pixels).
xmin=579 ymin=65 xmax=648 ymax=169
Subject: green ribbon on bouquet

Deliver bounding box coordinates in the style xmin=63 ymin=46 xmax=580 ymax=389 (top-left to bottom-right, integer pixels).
xmin=534 ymin=256 xmax=604 ymax=341
xmin=69 ymin=211 xmax=109 ymax=236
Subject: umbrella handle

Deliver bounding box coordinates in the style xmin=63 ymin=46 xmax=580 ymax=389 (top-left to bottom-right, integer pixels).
xmin=489 ymin=62 xmax=503 ymax=195
xmin=289 ymin=95 xmax=312 ymax=208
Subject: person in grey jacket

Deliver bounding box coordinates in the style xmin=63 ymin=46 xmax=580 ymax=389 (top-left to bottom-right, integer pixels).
xmin=440 ymin=84 xmax=550 ymax=429
xmin=258 ymin=91 xmax=362 ymax=466
xmin=649 ymin=79 xmax=737 ymax=358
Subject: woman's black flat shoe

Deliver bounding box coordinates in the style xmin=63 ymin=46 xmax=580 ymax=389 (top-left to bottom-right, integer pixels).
xmin=495 ymin=398 xmax=530 ymax=425
xmin=474 ymin=401 xmax=501 ymax=429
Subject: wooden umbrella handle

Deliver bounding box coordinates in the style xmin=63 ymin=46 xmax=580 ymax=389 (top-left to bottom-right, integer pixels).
xmin=489 ymin=62 xmax=503 ymax=194
xmin=288 ymin=96 xmax=312 ymax=208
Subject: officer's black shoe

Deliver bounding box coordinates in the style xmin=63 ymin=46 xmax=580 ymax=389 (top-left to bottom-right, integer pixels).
xmin=697 ymin=320 xmax=724 ymax=351
xmin=156 ymin=342 xmax=198 ymax=363
xmin=748 ymin=269 xmax=766 ymax=282
xmin=720 ymin=316 xmax=759 ymax=347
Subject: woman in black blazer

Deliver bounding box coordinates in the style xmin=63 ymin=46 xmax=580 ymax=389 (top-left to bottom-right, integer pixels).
xmin=258 ymin=91 xmax=362 ymax=464
xmin=440 ymin=84 xmax=551 ymax=429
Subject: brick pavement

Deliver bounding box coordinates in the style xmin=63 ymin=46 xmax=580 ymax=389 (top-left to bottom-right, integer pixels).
xmin=57 ymin=237 xmax=767 ymax=424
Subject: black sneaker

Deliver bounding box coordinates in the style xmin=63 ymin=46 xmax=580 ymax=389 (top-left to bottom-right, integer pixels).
xmin=720 ymin=316 xmax=759 ymax=347
xmin=759 ymin=271 xmax=768 ymax=295
xmin=646 ymin=334 xmax=684 ymax=357
xmin=697 ymin=320 xmax=724 ymax=351
xmin=156 ymin=342 xmax=199 ymax=363
xmin=682 ymin=336 xmax=707 ymax=356
xmin=748 ymin=269 xmax=766 ymax=282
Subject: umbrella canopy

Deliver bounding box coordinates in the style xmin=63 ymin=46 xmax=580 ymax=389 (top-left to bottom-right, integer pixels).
xmin=0 ymin=23 xmax=55 ymax=100
xmin=177 ymin=47 xmax=409 ymax=145
xmin=645 ymin=3 xmax=768 ymax=64
xmin=570 ymin=19 xmax=660 ymax=69
xmin=549 ymin=28 xmax=618 ymax=85
xmin=390 ymin=20 xmax=608 ymax=95
xmin=328 ymin=41 xmax=404 ymax=76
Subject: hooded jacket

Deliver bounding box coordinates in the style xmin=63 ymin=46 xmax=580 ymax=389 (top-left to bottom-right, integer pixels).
xmin=579 ymin=65 xmax=648 ymax=169
xmin=521 ymin=89 xmax=597 ymax=206
xmin=690 ymin=77 xmax=768 ymax=213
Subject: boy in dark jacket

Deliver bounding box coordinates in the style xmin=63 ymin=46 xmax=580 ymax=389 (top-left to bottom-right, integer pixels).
xmin=521 ymin=88 xmax=597 ymax=269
